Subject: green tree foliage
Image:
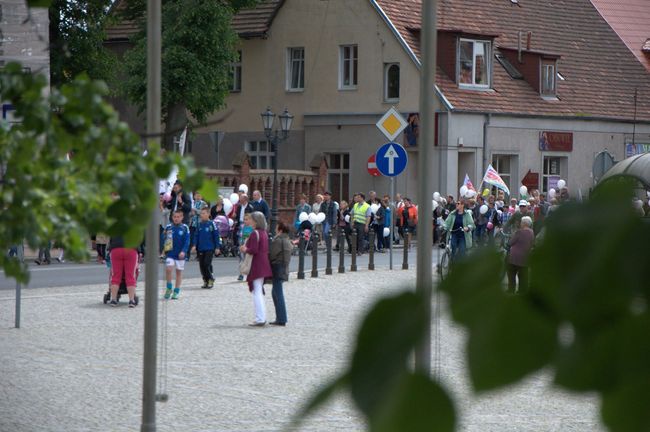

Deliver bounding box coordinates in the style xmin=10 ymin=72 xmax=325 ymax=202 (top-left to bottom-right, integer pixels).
xmin=298 ymin=179 xmax=650 ymax=432
xmin=0 ymin=63 xmax=214 ymax=283
xmin=120 ymin=0 xmax=258 ymax=149
xmin=48 ymin=0 xmax=117 ymax=86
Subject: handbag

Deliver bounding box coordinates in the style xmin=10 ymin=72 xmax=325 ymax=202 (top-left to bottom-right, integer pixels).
xmin=238 ymin=230 xmax=258 ymax=275
xmin=239 ymin=253 xmax=253 ymax=275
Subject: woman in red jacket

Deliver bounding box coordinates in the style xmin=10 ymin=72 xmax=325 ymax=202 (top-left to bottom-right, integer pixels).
xmin=240 ymin=211 xmax=273 ymax=326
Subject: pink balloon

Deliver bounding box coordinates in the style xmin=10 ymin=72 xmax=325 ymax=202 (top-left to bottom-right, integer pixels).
xmin=163 ymin=193 xmax=172 ymax=202
xmin=487 ymin=222 xmax=494 ymax=230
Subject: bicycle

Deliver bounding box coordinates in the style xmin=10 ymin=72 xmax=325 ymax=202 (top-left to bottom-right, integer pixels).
xmin=437 ymin=227 xmax=464 ymax=281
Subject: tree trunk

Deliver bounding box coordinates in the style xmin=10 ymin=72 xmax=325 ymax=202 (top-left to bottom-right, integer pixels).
xmin=164 ymin=103 xmax=188 ymax=152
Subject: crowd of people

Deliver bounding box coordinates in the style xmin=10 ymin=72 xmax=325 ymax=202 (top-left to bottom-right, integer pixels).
xmin=8 ymin=178 xmax=650 ymax=317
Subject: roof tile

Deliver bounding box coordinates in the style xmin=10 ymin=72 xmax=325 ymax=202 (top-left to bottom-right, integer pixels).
xmin=377 ymin=0 xmax=650 ymax=121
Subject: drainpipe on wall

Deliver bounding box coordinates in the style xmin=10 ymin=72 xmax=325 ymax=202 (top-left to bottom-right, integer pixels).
xmin=482 ymin=113 xmax=491 ymax=176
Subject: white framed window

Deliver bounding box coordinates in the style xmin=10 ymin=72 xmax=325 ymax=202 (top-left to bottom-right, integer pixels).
xmin=541 ymin=61 xmax=556 ymax=95
xmin=542 ymin=156 xmax=567 ymax=193
xmin=286 ymin=47 xmax=304 ymax=91
xmin=339 ymin=45 xmax=358 ymax=90
xmin=491 ymin=154 xmax=513 ymax=194
xmin=245 ymin=140 xmax=275 ymax=169
xmin=384 ymin=63 xmax=400 ymax=101
xmin=230 ymin=50 xmax=242 ymax=92
xmin=458 ymin=39 xmax=490 ymax=87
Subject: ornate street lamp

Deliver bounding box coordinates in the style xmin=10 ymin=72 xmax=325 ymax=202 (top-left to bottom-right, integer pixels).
xmin=261 ymin=107 xmax=293 ymax=235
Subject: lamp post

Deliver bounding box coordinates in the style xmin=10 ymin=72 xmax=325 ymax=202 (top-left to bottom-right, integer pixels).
xmin=261 ymin=107 xmax=293 ymax=235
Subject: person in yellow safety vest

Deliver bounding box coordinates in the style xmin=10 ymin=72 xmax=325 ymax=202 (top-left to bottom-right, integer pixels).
xmin=351 ymin=192 xmax=371 ymax=254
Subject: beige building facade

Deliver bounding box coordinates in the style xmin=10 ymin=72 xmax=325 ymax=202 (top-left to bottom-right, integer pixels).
xmin=192 ymin=0 xmax=427 ymax=202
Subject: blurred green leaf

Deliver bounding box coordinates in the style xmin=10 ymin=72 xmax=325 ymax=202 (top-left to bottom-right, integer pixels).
xmin=466 ymin=296 xmax=556 ymax=391
xmin=373 ymin=372 xmax=455 ymax=432
xmin=438 ymin=249 xmax=504 ymax=327
xmin=290 ymin=374 xmax=348 ymax=431
xmin=349 ymin=291 xmax=428 ymax=417
xmin=198 ymin=178 xmax=219 ymax=203
xmin=602 ymin=377 xmax=650 ymax=432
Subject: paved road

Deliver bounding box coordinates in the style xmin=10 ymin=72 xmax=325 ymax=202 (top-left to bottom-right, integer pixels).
xmin=0 ymin=247 xmax=429 ymax=290
xmin=0 ymin=267 xmax=603 ymax=431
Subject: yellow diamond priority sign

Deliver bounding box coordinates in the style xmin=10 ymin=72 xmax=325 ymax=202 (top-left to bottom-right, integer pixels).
xmin=376 ymin=106 xmax=408 ymax=141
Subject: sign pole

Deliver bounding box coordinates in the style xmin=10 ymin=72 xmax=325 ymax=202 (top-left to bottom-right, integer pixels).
xmin=390 ymin=177 xmax=394 ymax=270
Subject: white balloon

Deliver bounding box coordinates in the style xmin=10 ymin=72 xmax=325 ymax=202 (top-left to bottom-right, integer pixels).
xmin=433 ymin=192 xmax=441 ymax=201
xmin=460 ymin=185 xmax=468 ymax=197
xmin=228 ymin=218 xmax=234 ymax=227
xmin=370 ymin=203 xmax=380 ymax=214
xmin=548 ymin=188 xmax=556 ymax=199
xmin=557 ymin=179 xmax=566 ymax=189
xmin=238 ymin=184 xmax=249 ymax=194
xmin=519 ymin=185 xmax=528 ymax=196
xmin=229 ymin=193 xmax=240 ymax=204
xmin=634 ymin=199 xmax=644 ymax=209
xmin=308 ymin=212 xmax=317 ymax=224
xmin=222 ymin=198 xmax=233 ymax=215
xmin=466 ymin=190 xmax=476 ymax=198
xmin=299 ymin=212 xmax=309 ymax=222
xmin=432 ymin=200 xmax=439 ymax=210
xmin=383 ymin=227 xmax=390 ymax=237
xmin=480 ymin=204 xmax=488 ymax=215
xmin=345 ymin=215 xmax=351 ymax=223
xmin=317 ymin=212 xmax=326 ymax=223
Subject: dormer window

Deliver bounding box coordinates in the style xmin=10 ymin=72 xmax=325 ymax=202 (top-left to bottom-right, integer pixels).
xmin=541 ymin=60 xmax=556 ymax=95
xmin=458 ymin=39 xmax=490 ymax=88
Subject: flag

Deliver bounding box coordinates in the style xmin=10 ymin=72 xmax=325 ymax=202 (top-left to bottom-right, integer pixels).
xmin=178 ymin=126 xmax=188 ymax=156
xmin=463 ymin=174 xmax=476 ymax=191
xmin=482 ymin=164 xmax=510 ymax=195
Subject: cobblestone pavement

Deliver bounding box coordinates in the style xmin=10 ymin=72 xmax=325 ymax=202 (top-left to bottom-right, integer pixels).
xmin=0 ymin=267 xmax=604 ymax=432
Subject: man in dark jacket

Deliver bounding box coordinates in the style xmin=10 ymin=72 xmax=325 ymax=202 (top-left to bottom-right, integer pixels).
xmin=167 ymin=180 xmax=192 ymax=225
xmin=251 ymin=190 xmax=270 ymax=222
xmin=320 ymin=191 xmax=338 ymax=238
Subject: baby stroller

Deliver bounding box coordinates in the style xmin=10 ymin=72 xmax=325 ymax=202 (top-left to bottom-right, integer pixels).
xmin=292 ymin=220 xmax=313 ymax=256
xmin=102 ymin=253 xmax=140 ymax=305
xmin=214 ymin=216 xmax=237 ymax=257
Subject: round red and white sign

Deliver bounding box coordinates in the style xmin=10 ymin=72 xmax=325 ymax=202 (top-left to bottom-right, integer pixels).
xmin=367 ymin=154 xmax=381 ymax=177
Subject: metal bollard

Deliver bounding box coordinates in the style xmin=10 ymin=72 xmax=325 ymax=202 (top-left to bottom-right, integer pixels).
xmin=402 ymin=232 xmax=409 ymax=270
xmin=297 ymin=233 xmax=305 ymax=279
xmin=351 ymin=228 xmax=358 ymax=272
xmin=368 ymin=230 xmax=375 ymax=270
xmin=311 ymin=231 xmax=319 ymax=278
xmin=325 ymin=229 xmax=333 ymax=275
xmin=338 ymin=228 xmax=345 ymax=274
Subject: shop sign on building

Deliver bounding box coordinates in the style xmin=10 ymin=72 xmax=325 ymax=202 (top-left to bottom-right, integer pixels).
xmin=539 ymin=131 xmax=573 ymax=152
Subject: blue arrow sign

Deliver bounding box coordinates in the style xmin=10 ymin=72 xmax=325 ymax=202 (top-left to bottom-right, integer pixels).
xmin=375 ymin=142 xmax=408 ymax=177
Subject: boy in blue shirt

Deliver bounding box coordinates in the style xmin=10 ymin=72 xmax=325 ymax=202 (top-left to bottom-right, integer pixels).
xmin=161 ymin=210 xmax=190 ymax=299
xmin=192 ymin=208 xmax=222 ymax=288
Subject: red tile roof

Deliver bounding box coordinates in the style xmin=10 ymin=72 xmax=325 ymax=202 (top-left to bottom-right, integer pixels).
xmin=232 ymin=0 xmax=285 ymax=38
xmin=376 ymin=0 xmax=650 ymax=121
xmin=590 ymin=0 xmax=650 ymax=72
xmin=106 ymin=0 xmax=284 ymax=41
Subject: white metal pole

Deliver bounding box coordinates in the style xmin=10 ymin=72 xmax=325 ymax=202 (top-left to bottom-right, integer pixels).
xmin=14 ymin=244 xmax=24 ymax=329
